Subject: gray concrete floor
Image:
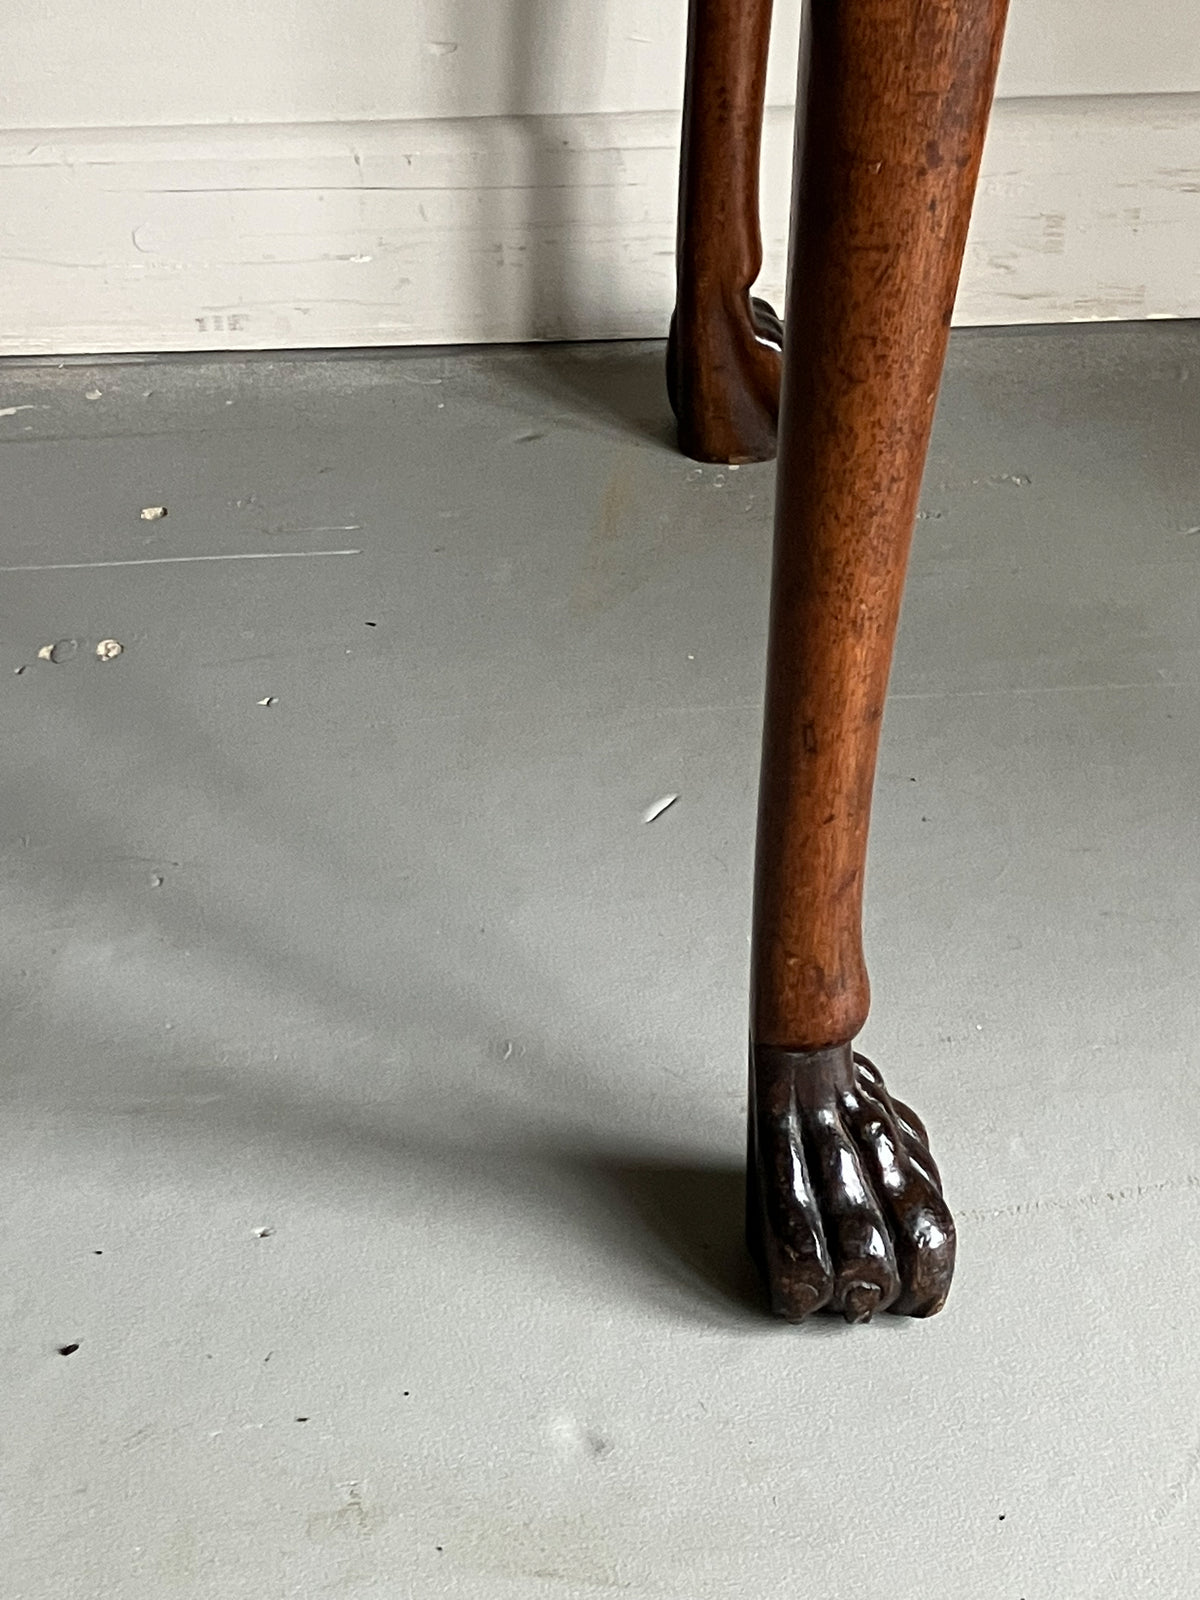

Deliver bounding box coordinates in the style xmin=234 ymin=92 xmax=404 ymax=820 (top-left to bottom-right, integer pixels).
xmin=1 ymin=325 xmax=1198 ymax=1598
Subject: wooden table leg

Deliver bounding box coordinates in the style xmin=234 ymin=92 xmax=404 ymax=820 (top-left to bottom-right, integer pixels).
xmin=747 ymin=0 xmax=1008 ymax=1322
xmin=667 ymin=0 xmax=782 ymax=463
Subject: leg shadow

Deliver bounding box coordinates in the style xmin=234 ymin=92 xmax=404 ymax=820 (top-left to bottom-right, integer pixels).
xmin=498 ymin=342 xmax=678 ymax=452
xmin=582 ymin=1157 xmax=766 ymax=1319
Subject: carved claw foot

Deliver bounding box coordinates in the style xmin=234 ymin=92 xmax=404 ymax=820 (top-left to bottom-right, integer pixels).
xmin=747 ymin=1043 xmax=955 ymax=1323
xmin=666 ymin=295 xmax=783 ymax=464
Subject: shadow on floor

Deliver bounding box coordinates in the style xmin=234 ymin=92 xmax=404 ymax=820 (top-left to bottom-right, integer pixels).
xmin=587 ymin=1158 xmax=764 ymax=1317
xmin=498 ymin=342 xmax=679 ymax=453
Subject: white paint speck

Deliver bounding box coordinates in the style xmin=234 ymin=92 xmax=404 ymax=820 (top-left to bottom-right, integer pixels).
xmin=257 ymin=696 xmax=278 ymax=708
xmin=644 ymin=794 xmax=679 ymax=824
xmin=140 ymin=505 xmax=167 ymax=521
xmin=85 ymin=388 xmax=103 ymax=401
xmin=95 ymin=639 xmax=123 ymax=661
xmin=252 ymin=1226 xmax=274 ymax=1239
xmin=37 ymin=639 xmax=77 ymax=664
xmin=0 ymin=405 xmax=41 ymax=418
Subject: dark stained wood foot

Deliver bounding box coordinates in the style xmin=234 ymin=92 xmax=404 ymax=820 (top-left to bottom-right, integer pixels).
xmin=747 ymin=1043 xmax=955 ymax=1322
xmin=667 ymin=295 xmax=782 ymax=464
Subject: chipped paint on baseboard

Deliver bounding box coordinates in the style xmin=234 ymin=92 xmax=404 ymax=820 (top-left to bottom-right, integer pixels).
xmin=0 ymin=93 xmax=1198 ymax=355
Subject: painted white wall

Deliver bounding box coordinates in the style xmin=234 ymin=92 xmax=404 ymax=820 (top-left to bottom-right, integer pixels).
xmin=3 ymin=0 xmax=1200 ymax=129
xmin=2 ymin=1 xmax=1198 ymax=353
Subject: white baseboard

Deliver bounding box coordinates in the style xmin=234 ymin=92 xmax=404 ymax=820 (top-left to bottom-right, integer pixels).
xmin=1 ymin=94 xmax=1198 ymax=356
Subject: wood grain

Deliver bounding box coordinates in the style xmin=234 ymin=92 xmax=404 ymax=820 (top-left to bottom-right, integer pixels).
xmin=752 ymin=0 xmax=1009 ymax=1049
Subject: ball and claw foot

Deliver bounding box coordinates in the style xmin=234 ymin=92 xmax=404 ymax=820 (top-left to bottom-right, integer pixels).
xmin=747 ymin=1043 xmax=956 ymax=1324
xmin=666 ymin=295 xmax=783 ymax=464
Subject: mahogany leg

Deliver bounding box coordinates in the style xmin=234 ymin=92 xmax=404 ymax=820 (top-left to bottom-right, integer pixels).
xmin=667 ymin=0 xmax=782 ymax=464
xmin=747 ymin=0 xmax=1008 ymax=1322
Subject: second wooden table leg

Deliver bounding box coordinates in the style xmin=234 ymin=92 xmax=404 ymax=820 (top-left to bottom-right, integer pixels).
xmin=667 ymin=0 xmax=782 ymax=464
xmin=748 ymin=0 xmax=1008 ymax=1322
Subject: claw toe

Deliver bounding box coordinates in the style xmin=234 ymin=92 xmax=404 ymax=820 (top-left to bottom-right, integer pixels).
xmin=842 ymin=1282 xmax=883 ymax=1324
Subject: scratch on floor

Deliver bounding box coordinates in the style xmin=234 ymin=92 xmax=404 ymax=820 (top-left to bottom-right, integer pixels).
xmin=1150 ymin=1425 xmax=1200 ymax=1526
xmin=891 ymin=679 xmax=1194 ymax=701
xmin=264 ymin=525 xmax=362 ymax=535
xmin=0 ymin=549 xmax=362 ymax=573
xmin=961 ymin=1172 xmax=1200 ymax=1224
xmin=526 ymin=1573 xmax=633 ymax=1594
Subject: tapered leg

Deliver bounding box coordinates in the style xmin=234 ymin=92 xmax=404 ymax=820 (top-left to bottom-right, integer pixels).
xmin=668 ymin=0 xmax=782 ymax=463
xmin=747 ymin=0 xmax=1008 ymax=1321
